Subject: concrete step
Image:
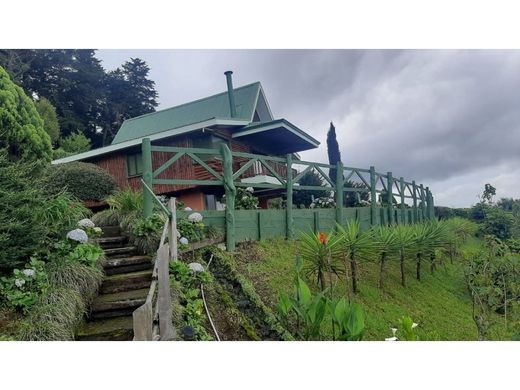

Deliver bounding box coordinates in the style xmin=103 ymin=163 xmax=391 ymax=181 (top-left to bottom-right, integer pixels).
xmin=77 ymin=316 xmax=134 ymax=341
xmin=90 ymin=288 xmax=149 ymax=320
xmin=96 ymin=236 xmax=127 ymax=249
xmin=103 ymin=255 xmax=153 ymax=276
xmin=100 ymin=270 xmax=153 ymax=294
xmin=103 ymin=246 xmax=137 ymax=258
xmin=99 ymin=225 xmax=121 ymax=238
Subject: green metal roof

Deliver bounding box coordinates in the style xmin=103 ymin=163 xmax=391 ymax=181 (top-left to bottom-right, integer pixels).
xmin=112 ymin=82 xmax=262 ymax=144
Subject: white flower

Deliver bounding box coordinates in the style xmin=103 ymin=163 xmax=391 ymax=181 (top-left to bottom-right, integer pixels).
xmin=391 ymin=328 xmax=397 ymax=336
xmin=245 ymin=187 xmax=254 ymax=193
xmin=67 ymin=228 xmax=89 ymax=243
xmin=78 ymin=218 xmax=95 ymax=228
xmin=188 ymin=262 xmax=204 ymax=273
xmin=179 ymin=237 xmax=189 ymax=245
xmin=310 ymin=203 xmax=315 ymax=209
xmin=242 ymin=196 xmax=248 ymax=201
xmin=93 ymin=227 xmax=102 ymax=233
xmin=22 ymin=269 xmax=35 ymax=278
xmin=184 ymin=207 xmax=193 ymax=211
xmin=385 ymin=337 xmax=398 ymax=341
xmin=412 ymin=322 xmax=419 ymax=329
xmin=15 ymin=279 xmax=26 ymax=288
xmin=188 ymin=212 xmax=203 ymax=223
xmin=217 ymin=243 xmax=226 ymax=251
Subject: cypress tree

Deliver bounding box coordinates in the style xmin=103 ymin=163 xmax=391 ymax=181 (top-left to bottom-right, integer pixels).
xmin=326 ymin=121 xmax=342 ymax=184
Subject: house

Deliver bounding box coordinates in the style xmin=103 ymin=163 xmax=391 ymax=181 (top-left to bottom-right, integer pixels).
xmin=52 ymin=71 xmax=320 ymax=210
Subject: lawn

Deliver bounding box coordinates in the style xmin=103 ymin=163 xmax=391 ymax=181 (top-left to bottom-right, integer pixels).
xmin=231 ymin=237 xmax=513 ymax=341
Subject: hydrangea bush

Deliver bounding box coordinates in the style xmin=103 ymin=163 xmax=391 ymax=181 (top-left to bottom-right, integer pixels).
xmin=233 ymin=187 xmax=259 ymax=210
xmin=310 ymin=196 xmax=336 ymax=209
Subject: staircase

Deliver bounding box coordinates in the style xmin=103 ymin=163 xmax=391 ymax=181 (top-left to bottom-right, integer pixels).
xmin=77 ymin=226 xmax=153 ymax=341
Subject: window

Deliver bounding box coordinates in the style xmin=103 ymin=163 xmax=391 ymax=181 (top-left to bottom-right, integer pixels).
xmin=192 ymin=134 xmax=228 ymax=162
xmin=126 ymin=152 xmax=143 ymax=177
xmin=204 ymin=194 xmax=217 ymax=210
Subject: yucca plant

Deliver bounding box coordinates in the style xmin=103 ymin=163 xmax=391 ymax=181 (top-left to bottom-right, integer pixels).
xmin=299 ymin=231 xmax=344 ymax=291
xmin=411 ymin=221 xmax=449 ymax=280
xmin=337 ymin=221 xmax=378 ymax=294
xmin=393 ymin=224 xmax=415 ymax=287
xmin=375 ymin=226 xmax=399 ymax=289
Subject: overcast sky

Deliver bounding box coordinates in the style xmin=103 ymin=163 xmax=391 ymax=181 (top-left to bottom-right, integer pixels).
xmin=97 ymin=50 xmax=520 ymax=208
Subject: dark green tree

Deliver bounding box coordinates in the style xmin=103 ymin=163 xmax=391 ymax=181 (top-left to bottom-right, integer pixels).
xmin=326 ymin=121 xmax=342 ymax=184
xmin=293 ymin=170 xmax=330 ymax=208
xmin=0 ymin=66 xmax=52 ymax=162
xmin=481 ymin=183 xmax=496 ymax=204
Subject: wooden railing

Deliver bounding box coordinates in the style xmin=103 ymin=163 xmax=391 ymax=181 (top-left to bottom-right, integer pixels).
xmin=133 ymin=180 xmax=177 ymax=341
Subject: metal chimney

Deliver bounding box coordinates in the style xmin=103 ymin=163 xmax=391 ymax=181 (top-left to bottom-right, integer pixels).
xmin=224 ymin=70 xmax=237 ymax=118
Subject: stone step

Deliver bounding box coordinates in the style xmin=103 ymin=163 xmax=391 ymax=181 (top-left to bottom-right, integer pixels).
xmin=77 ymin=316 xmax=134 ymax=341
xmin=103 ymin=255 xmax=153 ymax=276
xmin=96 ymin=236 xmax=127 ymax=249
xmin=103 ymin=246 xmax=137 ymax=257
xmin=91 ymin=288 xmax=149 ymax=314
xmin=99 ymin=225 xmax=121 ymax=238
xmin=100 ymin=270 xmax=153 ymax=294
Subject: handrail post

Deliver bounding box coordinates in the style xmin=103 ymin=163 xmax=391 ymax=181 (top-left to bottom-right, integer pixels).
xmin=157 ymin=245 xmax=175 ymax=341
xmin=168 ymin=198 xmax=178 ymax=261
xmin=387 ymin=171 xmax=394 ymax=225
xmin=142 ymin=138 xmax=153 ymax=218
xmin=335 ymin=161 xmax=344 ymax=227
xmin=221 ymin=144 xmax=236 ymax=251
xmin=420 ymin=184 xmax=426 ymax=222
xmin=369 ymin=166 xmax=377 ymax=226
xmin=286 ymin=154 xmax=294 ymax=239
xmin=400 ymin=177 xmax=405 ymax=224
xmin=412 ymin=180 xmax=418 ymax=223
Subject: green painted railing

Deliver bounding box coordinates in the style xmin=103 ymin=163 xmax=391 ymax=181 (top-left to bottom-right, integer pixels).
xmin=141 ymin=138 xmax=435 ymax=250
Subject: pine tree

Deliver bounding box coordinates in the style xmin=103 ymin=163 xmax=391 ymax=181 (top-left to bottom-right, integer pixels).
xmin=35 ymin=97 xmax=60 ymax=144
xmin=122 ymin=58 xmax=158 ymax=116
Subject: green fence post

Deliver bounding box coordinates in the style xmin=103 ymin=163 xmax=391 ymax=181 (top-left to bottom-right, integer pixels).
xmin=412 ymin=180 xmax=418 ymax=223
xmin=286 ymin=154 xmax=294 ymax=239
xmin=426 ymin=187 xmax=434 ymax=220
xmin=420 ymin=184 xmax=426 ymax=222
xmin=370 ymin=166 xmax=377 ymax=226
xmin=387 ymin=171 xmax=394 ymax=225
xmin=142 ymin=137 xmax=153 ymax=218
xmin=336 ymin=161 xmax=344 ymax=227
xmin=430 ymin=191 xmax=435 ymax=220
xmin=400 ymin=177 xmax=405 ymax=224
xmin=220 ymin=144 xmax=236 ymax=251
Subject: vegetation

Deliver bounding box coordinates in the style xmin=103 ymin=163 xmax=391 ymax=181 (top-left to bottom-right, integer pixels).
xmin=293 ymin=170 xmax=329 ymax=208
xmin=234 ymin=187 xmax=259 ymax=210
xmin=35 ymin=97 xmax=60 ymax=144
xmin=44 ymin=161 xmax=117 ymax=201
xmin=0 ymin=66 xmax=52 ymax=162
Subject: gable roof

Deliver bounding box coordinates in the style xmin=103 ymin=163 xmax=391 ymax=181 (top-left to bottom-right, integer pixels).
xmin=112 ymin=82 xmax=264 ymax=144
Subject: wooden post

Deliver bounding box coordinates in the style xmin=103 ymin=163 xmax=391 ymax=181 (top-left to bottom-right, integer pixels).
xmin=286 ymin=154 xmax=294 ymax=239
xmin=335 ymin=161 xmax=344 ymax=227
xmin=426 ymin=187 xmax=434 ymax=220
xmin=314 ymin=211 xmax=320 ymax=234
xmin=257 ymin=211 xmax=263 ymax=241
xmin=157 ymin=244 xmax=175 ymax=341
xmin=420 ymin=184 xmax=426 ymax=222
xmin=221 ymin=144 xmax=236 ymax=251
xmin=142 ymin=138 xmax=153 ymax=218
xmin=370 ymin=166 xmax=377 ymax=226
xmin=400 ymin=177 xmax=405 ymax=224
xmin=387 ymin=171 xmax=394 ymax=225
xmin=412 ymin=180 xmax=418 ymax=223
xmin=168 ymin=198 xmax=178 ymax=262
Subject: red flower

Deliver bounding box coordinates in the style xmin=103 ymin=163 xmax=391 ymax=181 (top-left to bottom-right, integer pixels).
xmin=318 ymin=232 xmax=327 ymax=245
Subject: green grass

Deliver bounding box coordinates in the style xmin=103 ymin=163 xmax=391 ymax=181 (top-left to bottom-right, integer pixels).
xmin=231 ymin=238 xmax=513 ymax=341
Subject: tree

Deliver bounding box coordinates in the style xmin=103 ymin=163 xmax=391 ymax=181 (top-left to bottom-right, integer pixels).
xmin=59 ymin=132 xmax=91 ymax=154
xmin=326 ymin=122 xmax=342 ymax=184
xmin=0 ymin=66 xmax=52 ymax=163
xmin=122 ymin=58 xmax=158 ymax=115
xmin=481 ymin=183 xmax=496 ymax=204
xmin=293 ymin=170 xmax=330 ymax=208
xmin=35 ymin=97 xmax=60 ymax=144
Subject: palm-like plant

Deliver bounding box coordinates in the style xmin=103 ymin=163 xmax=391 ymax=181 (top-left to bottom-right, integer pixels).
xmin=393 ymin=224 xmax=415 ymax=287
xmin=411 ymin=221 xmax=449 ymax=280
xmin=299 ymin=231 xmax=344 ymax=291
xmin=337 ymin=221 xmax=378 ymax=294
xmin=375 ymin=226 xmax=399 ymax=289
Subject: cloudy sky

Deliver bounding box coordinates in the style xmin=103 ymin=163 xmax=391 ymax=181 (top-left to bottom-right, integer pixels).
xmin=98 ymin=50 xmax=520 ymax=208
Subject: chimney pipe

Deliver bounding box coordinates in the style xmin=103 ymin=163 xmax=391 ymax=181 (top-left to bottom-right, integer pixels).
xmin=224 ymin=70 xmax=237 ymax=118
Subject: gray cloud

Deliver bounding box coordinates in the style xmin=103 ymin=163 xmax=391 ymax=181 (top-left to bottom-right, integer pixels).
xmin=97 ymin=49 xmax=520 ymax=207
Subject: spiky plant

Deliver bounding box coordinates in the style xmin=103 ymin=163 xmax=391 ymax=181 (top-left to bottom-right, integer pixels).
xmin=393 ymin=224 xmax=415 ymax=287
xmin=411 ymin=221 xmax=449 ymax=280
xmin=375 ymin=226 xmax=399 ymax=289
xmin=299 ymin=231 xmax=344 ymax=292
xmin=337 ymin=221 xmax=378 ymax=294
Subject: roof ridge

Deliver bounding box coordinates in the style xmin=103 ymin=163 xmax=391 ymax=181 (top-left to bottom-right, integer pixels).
xmin=124 ymin=81 xmax=261 ymax=124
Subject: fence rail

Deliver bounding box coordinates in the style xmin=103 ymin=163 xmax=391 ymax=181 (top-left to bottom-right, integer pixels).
xmin=141 ymin=138 xmax=435 ymax=251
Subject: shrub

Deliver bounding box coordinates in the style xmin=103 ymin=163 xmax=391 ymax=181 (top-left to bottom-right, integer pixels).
xmin=35 ymin=97 xmax=60 ymax=144
xmin=310 ymin=196 xmax=336 ymax=209
xmin=59 ymin=131 xmax=91 ymax=154
xmin=45 ymin=161 xmax=117 ymax=201
xmin=293 ymin=170 xmax=329 ymax=208
xmin=233 ymin=187 xmax=258 ymax=210
xmin=480 ymin=207 xmax=514 ymax=240
xmin=0 ymin=66 xmax=52 ymax=162
xmin=177 ymin=218 xmax=205 ymax=243
xmin=129 ymin=214 xmax=165 ymax=254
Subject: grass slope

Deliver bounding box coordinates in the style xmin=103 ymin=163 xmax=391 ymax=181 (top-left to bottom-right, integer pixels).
xmin=231 ymin=238 xmax=512 ymax=341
